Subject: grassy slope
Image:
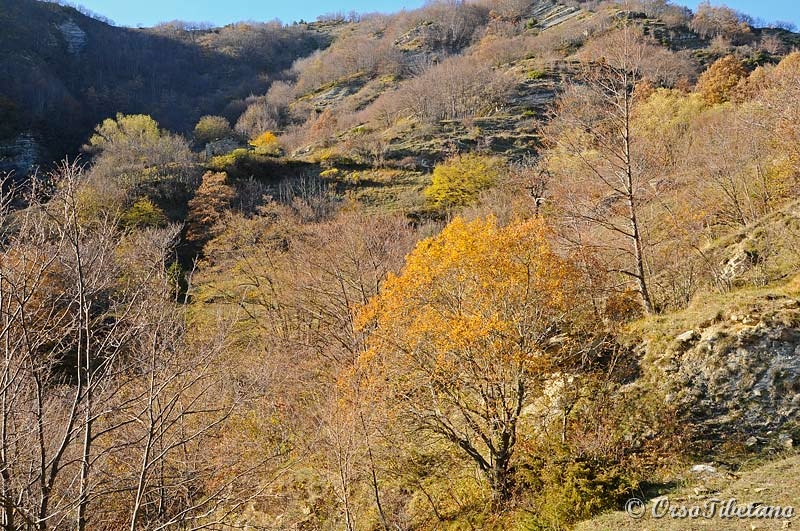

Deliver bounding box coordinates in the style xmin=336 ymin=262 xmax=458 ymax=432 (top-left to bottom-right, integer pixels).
xmin=576 ymin=454 xmax=800 ymax=530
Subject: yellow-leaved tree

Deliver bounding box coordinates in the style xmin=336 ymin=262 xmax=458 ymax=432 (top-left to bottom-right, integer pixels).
xmin=696 ymin=55 xmax=747 ymax=104
xmin=355 ymin=216 xmax=582 ymax=505
xmin=424 ymin=153 xmax=505 ymax=211
xmin=249 ymin=131 xmax=281 ymax=155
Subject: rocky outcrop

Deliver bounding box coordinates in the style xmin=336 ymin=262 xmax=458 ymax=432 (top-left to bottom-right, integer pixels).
xmin=645 ymin=294 xmax=800 ymax=448
xmin=0 ymin=134 xmax=42 ymax=175
xmin=527 ymin=1 xmax=582 ymax=30
xmin=57 ymin=19 xmax=87 ymax=55
xmin=205 ymin=138 xmax=244 ymax=158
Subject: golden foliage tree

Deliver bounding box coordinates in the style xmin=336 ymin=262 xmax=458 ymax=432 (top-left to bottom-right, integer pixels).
xmin=356 ymin=216 xmax=581 ymax=504
xmin=249 ymin=131 xmax=280 ymax=155
xmin=763 ymin=52 xmax=800 ymax=184
xmin=696 ymin=55 xmax=747 ymax=104
xmin=424 ymin=153 xmax=505 ymax=211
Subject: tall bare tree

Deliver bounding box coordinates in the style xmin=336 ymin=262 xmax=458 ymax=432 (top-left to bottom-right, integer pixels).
xmin=543 ymin=27 xmax=676 ymax=314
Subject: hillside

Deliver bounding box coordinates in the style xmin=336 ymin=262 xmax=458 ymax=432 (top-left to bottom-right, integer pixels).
xmin=0 ymin=0 xmax=330 ymax=170
xmin=576 ymin=454 xmax=800 ymax=530
xmin=0 ymin=0 xmax=799 ymax=530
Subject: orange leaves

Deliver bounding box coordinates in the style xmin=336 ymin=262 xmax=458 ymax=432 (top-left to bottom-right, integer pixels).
xmin=351 ymin=215 xmax=582 ymax=500
xmin=356 ymin=215 xmax=577 ymax=387
xmin=696 ymin=55 xmax=747 ymax=105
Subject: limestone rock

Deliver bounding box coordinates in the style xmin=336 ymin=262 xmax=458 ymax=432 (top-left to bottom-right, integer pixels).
xmin=57 ymin=19 xmax=87 ymax=55
xmin=0 ymin=133 xmax=41 ymax=175
xmin=644 ymin=296 xmax=800 ymax=444
xmin=691 ymin=464 xmax=717 ymax=475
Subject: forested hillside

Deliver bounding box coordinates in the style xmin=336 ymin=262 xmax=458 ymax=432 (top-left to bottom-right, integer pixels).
xmin=0 ymin=0 xmax=330 ymax=166
xmin=1 ymin=0 xmax=800 ymax=530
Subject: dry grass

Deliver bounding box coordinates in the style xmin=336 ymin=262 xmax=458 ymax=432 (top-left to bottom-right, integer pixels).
xmin=576 ymin=454 xmax=800 ymax=531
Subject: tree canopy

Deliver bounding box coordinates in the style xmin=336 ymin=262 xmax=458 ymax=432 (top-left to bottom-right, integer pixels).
xmin=356 ymin=215 xmax=581 ymax=503
xmin=85 ymin=113 xmax=194 ymax=185
xmin=424 ymin=153 xmax=505 ymax=210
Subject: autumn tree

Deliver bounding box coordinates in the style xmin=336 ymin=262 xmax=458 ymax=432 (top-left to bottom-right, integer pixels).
xmin=356 ymin=216 xmax=582 ymax=504
xmin=84 ymin=113 xmax=195 ymax=187
xmin=414 ymin=0 xmax=488 ymax=52
xmin=632 ymin=89 xmax=711 ymax=306
xmin=250 ymin=131 xmax=281 ymax=155
xmin=120 ymin=197 xmax=168 ymax=229
xmin=235 ymin=97 xmax=280 ymax=139
xmin=689 ymin=1 xmax=751 ymax=43
xmin=0 ymin=161 xmax=182 ymax=530
xmin=194 ymin=207 xmax=418 ymax=528
xmin=376 ymin=54 xmax=514 ymax=124
xmin=754 ymin=52 xmax=800 ymax=188
xmin=424 ymin=153 xmax=505 ymax=211
xmin=0 ymin=161 xmax=266 ymax=530
xmin=185 ymin=171 xmax=236 ymax=246
xmin=696 ymin=55 xmax=747 ymax=104
xmin=193 ymin=115 xmax=234 ymax=146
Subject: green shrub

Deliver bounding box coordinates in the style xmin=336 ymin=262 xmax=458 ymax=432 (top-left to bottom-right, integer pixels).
xmin=120 ymin=197 xmax=168 ymax=229
xmin=526 ymin=69 xmax=546 ymax=80
xmin=424 ymin=153 xmax=505 ymax=210
xmin=532 ymin=456 xmax=638 ymax=529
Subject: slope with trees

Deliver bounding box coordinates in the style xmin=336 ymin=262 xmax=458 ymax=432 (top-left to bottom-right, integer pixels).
xmin=2 ymin=1 xmax=800 ymax=530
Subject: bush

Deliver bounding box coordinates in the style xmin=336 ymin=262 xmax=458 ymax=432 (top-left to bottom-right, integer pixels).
xmin=526 ymin=69 xmax=545 ymax=80
xmin=193 ymin=115 xmax=234 ymax=146
xmin=381 ymin=54 xmax=514 ymax=123
xmin=207 ymin=148 xmax=251 ymax=172
xmin=533 ymin=456 xmax=637 ymax=529
xmin=424 ymin=153 xmax=505 ymax=210
xmin=121 ymin=197 xmax=168 ymax=229
xmin=250 ymin=131 xmax=281 ymax=155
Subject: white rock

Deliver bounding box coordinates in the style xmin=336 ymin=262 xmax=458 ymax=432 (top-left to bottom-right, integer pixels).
xmin=691 ymin=464 xmax=717 ymax=474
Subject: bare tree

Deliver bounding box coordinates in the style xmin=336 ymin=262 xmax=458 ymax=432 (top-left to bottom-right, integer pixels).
xmin=543 ymin=28 xmax=667 ymax=314
xmin=0 ymin=161 xmax=264 ymax=530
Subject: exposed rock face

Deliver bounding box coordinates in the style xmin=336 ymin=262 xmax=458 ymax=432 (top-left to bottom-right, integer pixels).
xmin=205 ymin=138 xmax=244 ymax=158
xmin=392 ymin=1 xmax=583 ymax=52
xmin=650 ymin=296 xmax=800 ymax=447
xmin=0 ymin=134 xmax=42 ymax=175
xmin=527 ymin=0 xmax=581 ymax=29
xmin=57 ymin=19 xmax=87 ymax=55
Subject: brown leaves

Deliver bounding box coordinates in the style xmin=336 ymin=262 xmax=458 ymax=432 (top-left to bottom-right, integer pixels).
xmin=185 ymin=171 xmax=236 ymax=245
xmin=696 ymin=55 xmax=746 ymax=105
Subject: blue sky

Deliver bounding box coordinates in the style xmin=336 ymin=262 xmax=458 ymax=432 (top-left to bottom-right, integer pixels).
xmin=678 ymin=1 xmax=799 ymax=26
xmin=72 ymin=0 xmax=428 ymax=27
xmin=71 ymin=1 xmax=799 ymax=28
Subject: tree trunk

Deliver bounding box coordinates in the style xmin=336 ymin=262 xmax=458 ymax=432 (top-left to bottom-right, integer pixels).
xmin=622 ymin=83 xmax=654 ymax=315
xmin=488 ymin=459 xmax=512 ymax=507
